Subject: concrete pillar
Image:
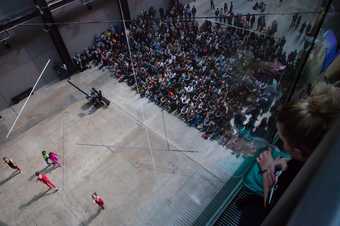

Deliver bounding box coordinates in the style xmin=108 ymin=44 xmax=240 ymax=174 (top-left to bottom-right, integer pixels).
xmin=33 ymin=0 xmax=75 ymax=76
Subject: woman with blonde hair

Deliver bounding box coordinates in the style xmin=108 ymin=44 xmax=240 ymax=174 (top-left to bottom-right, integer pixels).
xmin=239 ymin=83 xmax=340 ymax=226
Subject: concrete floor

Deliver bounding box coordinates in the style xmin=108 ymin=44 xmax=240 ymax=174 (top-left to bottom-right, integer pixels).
xmin=0 ymin=68 xmax=243 ymax=226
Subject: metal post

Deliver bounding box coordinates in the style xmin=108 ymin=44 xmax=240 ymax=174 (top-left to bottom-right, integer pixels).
xmin=33 ymin=0 xmax=76 ymax=76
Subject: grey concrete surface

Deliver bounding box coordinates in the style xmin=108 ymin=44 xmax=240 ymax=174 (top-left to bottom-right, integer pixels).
xmin=0 ymin=67 xmax=243 ymax=226
xmin=127 ymin=0 xmax=170 ymax=18
xmin=55 ymin=0 xmax=121 ymax=56
xmin=0 ymin=20 xmax=62 ymax=111
xmin=189 ymin=0 xmax=324 ymax=53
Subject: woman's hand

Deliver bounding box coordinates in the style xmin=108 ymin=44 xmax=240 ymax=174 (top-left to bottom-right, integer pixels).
xmin=257 ymin=149 xmax=289 ymax=207
xmin=271 ymin=158 xmax=288 ymax=172
xmin=257 ymin=149 xmax=274 ymax=172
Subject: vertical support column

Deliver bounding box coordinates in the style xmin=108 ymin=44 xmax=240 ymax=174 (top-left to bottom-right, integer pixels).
xmin=33 ymin=0 xmax=75 ymax=76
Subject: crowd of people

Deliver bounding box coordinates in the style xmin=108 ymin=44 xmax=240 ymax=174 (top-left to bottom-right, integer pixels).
xmin=3 ymin=2 xmax=338 ymax=226
xmin=73 ymin=0 xmax=298 ymax=147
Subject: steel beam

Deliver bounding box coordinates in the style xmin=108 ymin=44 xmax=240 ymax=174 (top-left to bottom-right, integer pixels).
xmin=34 ymin=0 xmax=75 ymax=75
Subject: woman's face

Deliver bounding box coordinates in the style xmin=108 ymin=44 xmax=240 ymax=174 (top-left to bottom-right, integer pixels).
xmin=276 ymin=122 xmax=303 ymax=160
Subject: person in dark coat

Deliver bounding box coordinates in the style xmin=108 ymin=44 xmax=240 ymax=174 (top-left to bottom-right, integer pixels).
xmin=192 ymin=5 xmax=197 ymax=20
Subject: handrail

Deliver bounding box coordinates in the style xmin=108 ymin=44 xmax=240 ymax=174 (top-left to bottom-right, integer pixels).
xmin=193 ymin=156 xmax=257 ymax=226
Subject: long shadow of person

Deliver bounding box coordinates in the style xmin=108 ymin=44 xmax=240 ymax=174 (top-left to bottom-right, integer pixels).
xmin=78 ymin=208 xmax=102 ymax=226
xmin=0 ymin=171 xmax=20 ymax=186
xmin=78 ymin=105 xmax=99 ymax=117
xmin=81 ymin=102 xmax=92 ymax=111
xmin=87 ymin=105 xmax=99 ymax=115
xmin=28 ymin=165 xmax=59 ymax=181
xmin=19 ymin=189 xmax=57 ymax=210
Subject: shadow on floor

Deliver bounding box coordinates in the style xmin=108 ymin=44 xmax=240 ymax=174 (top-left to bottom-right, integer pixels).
xmin=19 ymin=189 xmax=57 ymax=210
xmin=81 ymin=102 xmax=92 ymax=111
xmin=78 ymin=106 xmax=99 ymax=118
xmin=0 ymin=171 xmax=20 ymax=186
xmin=28 ymin=165 xmax=59 ymax=181
xmin=79 ymin=208 xmax=102 ymax=226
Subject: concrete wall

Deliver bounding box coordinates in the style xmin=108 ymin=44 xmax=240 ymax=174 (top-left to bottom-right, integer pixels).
xmin=0 ymin=0 xmax=34 ymax=22
xmin=0 ymin=0 xmax=120 ymax=111
xmin=54 ymin=0 xmax=120 ymax=55
xmin=127 ymin=0 xmax=170 ymax=18
xmin=0 ymin=18 xmax=61 ymax=111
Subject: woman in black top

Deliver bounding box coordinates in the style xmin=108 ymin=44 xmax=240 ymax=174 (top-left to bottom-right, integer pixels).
xmin=239 ymin=83 xmax=340 ymax=226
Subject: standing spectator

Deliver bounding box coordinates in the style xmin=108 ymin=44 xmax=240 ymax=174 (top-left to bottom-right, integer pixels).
xmin=223 ymin=10 xmax=228 ymax=23
xmin=299 ymin=21 xmax=306 ymax=34
xmin=35 ymin=172 xmax=58 ymax=190
xmin=257 ymin=15 xmax=263 ymax=31
xmin=246 ymin=13 xmax=251 ymax=25
xmin=215 ymin=8 xmax=220 ymax=21
xmin=250 ymin=14 xmax=256 ymax=28
xmin=220 ymin=9 xmax=225 ymax=22
xmin=260 ymin=1 xmax=266 ymax=12
xmin=184 ymin=4 xmax=191 ymax=20
xmin=279 ymin=36 xmax=286 ymax=49
xmin=210 ymin=0 xmax=215 ymax=10
xmin=290 ymin=13 xmax=298 ymax=29
xmin=192 ymin=5 xmax=197 ymax=20
xmin=303 ymin=39 xmax=312 ymax=51
xmin=270 ymin=20 xmax=278 ymax=36
xmin=3 ymin=157 xmax=22 ymax=173
xmin=227 ymin=12 xmax=233 ymax=24
xmin=92 ymin=192 xmax=105 ymax=209
xmin=287 ymin=50 xmax=298 ymax=65
xmin=229 ymin=1 xmax=233 ymax=13
xmin=224 ymin=2 xmax=228 ymax=13
xmin=295 ymin=15 xmax=302 ymax=30
xmin=148 ymin=7 xmax=156 ymax=18
xmin=305 ymin=23 xmax=312 ymax=36
xmin=72 ymin=55 xmax=81 ymax=72
xmin=233 ymin=14 xmax=239 ymax=26
xmin=261 ymin=15 xmax=266 ymax=31
xmin=159 ymin=7 xmax=165 ymax=20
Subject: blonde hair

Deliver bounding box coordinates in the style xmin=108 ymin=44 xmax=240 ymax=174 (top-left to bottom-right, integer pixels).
xmin=277 ymin=83 xmax=340 ymax=157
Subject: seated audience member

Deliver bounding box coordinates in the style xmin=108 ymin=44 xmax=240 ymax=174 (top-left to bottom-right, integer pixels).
xmin=239 ymin=83 xmax=340 ymax=226
xmin=74 ymin=3 xmax=302 ymax=148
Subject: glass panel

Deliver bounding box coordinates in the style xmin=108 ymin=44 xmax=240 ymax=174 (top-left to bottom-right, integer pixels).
xmin=0 ymin=1 xmax=334 ymax=226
